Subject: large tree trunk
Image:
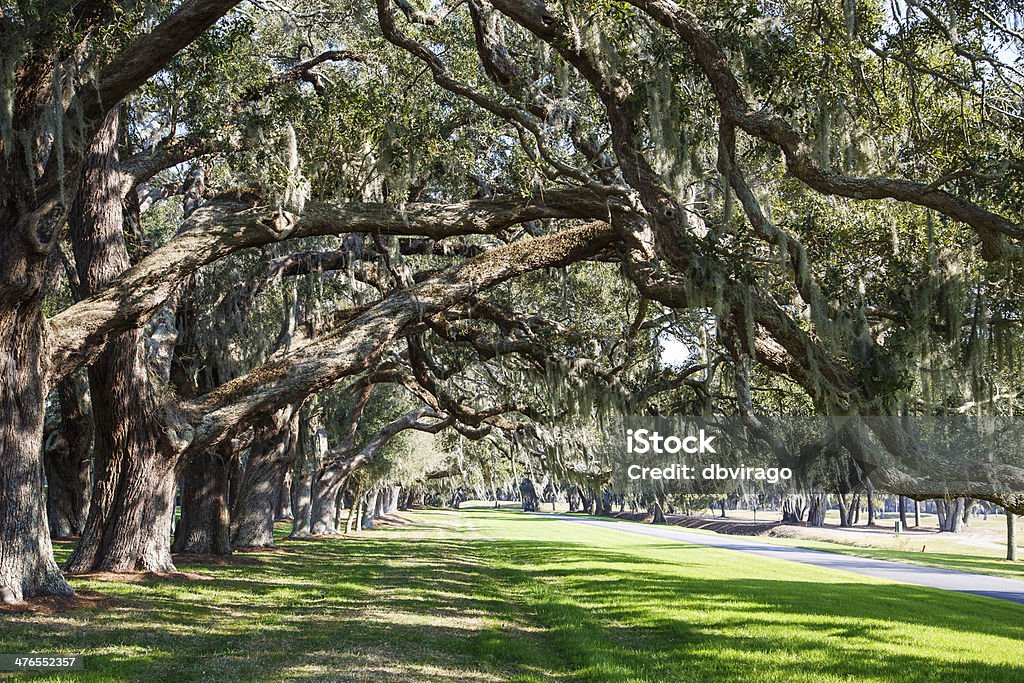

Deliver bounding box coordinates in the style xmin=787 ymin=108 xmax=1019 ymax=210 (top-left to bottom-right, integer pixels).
xmin=290 ymin=417 xmax=327 ymax=538
xmin=807 ymin=493 xmax=827 ymax=527
xmin=43 ymin=375 xmax=93 ymax=539
xmin=361 ymin=489 xmax=380 ymax=530
xmin=231 ymin=407 xmax=299 ymax=548
xmin=0 ymin=65 xmax=79 ymax=602
xmin=139 ymin=462 xmax=178 ymax=570
xmin=309 ymin=470 xmax=347 ymax=535
xmin=0 ymin=295 xmax=73 ymax=602
xmin=652 ymin=493 xmax=667 ymax=524
xmin=949 ymin=498 xmax=966 ymax=533
xmin=378 ymin=486 xmax=392 ymax=517
xmin=937 ymin=498 xmax=966 ymax=533
xmin=173 ymin=444 xmax=232 ymax=555
xmin=65 ymin=428 xmax=177 ymax=573
xmin=383 ymin=485 xmax=401 ymax=515
xmin=275 ymin=471 xmax=293 ymax=521
xmin=781 ymin=495 xmax=806 ymax=524
xmin=64 ymin=109 xmax=177 ymax=575
xmin=345 ymin=483 xmax=362 ymax=534
xmin=290 ymin=469 xmax=314 ymax=538
xmin=521 ymin=478 xmax=540 ymax=512
xmin=837 ymin=492 xmax=852 ymax=527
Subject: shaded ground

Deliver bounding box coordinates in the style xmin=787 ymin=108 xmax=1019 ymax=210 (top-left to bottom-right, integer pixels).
xmin=0 ymin=591 xmax=121 ymax=616
xmin=1 ymin=509 xmax=1022 ymax=681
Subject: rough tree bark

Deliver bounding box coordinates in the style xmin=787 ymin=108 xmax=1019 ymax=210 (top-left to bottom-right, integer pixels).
xmin=310 ymin=473 xmax=347 ymax=535
xmin=290 ymin=418 xmax=328 ymax=538
xmin=275 ymin=471 xmax=293 ymax=520
xmin=64 ymin=109 xmax=178 ymax=575
xmin=312 ymin=405 xmax=445 ymax=534
xmin=807 ymin=493 xmax=827 ymax=527
xmin=0 ymin=239 xmax=72 ymax=601
xmin=360 ymin=490 xmax=380 ymax=530
xmin=309 ymin=386 xmax=374 ymax=535
xmin=937 ymin=498 xmax=966 ymax=533
xmin=43 ymin=375 xmax=93 ymax=538
xmin=173 ymin=442 xmax=233 ymax=555
xmin=231 ymin=407 xmax=300 ymax=548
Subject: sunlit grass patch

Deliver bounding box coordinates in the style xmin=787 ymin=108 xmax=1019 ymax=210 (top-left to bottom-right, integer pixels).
xmin=2 ymin=509 xmax=1022 ymax=682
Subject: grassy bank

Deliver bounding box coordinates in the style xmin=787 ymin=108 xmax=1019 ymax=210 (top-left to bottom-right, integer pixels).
xmin=754 ymin=535 xmax=1024 ymax=580
xmin=2 ymin=509 xmax=1023 ymax=681
xmin=542 ymin=506 xmax=1024 ymax=581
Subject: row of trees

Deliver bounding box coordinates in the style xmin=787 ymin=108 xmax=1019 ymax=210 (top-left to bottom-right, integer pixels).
xmin=1 ymin=0 xmax=1023 ymax=602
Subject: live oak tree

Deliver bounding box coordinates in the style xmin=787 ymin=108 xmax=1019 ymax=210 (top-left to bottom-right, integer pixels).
xmin=0 ymin=0 xmax=251 ymax=602
xmin=0 ymin=0 xmax=611 ymax=601
xmin=4 ymin=0 xmax=1024 ymax=603
xmin=42 ymin=374 xmax=93 ymax=539
xmin=440 ymin=0 xmax=1024 ymax=497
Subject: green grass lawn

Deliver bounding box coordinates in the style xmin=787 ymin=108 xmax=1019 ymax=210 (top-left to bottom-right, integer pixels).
xmin=750 ymin=535 xmax=1024 ymax=581
xmin=721 ymin=523 xmax=1022 ymax=580
xmin=549 ymin=510 xmax=1024 ymax=581
xmin=2 ymin=509 xmax=1023 ymax=682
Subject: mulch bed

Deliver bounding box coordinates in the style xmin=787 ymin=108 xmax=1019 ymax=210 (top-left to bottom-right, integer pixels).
xmin=0 ymin=589 xmax=123 ymax=615
xmin=69 ymin=570 xmax=211 ymax=582
xmin=171 ymin=553 xmax=263 ymax=566
xmin=607 ymin=511 xmax=781 ymax=536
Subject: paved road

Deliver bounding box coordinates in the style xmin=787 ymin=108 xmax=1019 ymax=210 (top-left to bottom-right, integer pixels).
xmin=538 ymin=514 xmax=1024 ymax=605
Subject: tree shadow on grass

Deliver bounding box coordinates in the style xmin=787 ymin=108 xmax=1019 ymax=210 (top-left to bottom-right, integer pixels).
xmin=4 ymin=517 xmax=1024 ymax=682
xmin=484 ymin=538 xmax=1024 ymax=636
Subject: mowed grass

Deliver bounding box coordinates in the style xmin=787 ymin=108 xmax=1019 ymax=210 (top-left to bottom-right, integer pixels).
xmin=755 ymin=510 xmax=1024 ymax=580
xmin=520 ymin=499 xmax=1024 ymax=582
xmin=548 ymin=509 xmax=1024 ymax=581
xmin=750 ymin=535 xmax=1024 ymax=581
xmin=0 ymin=509 xmax=1021 ymax=682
